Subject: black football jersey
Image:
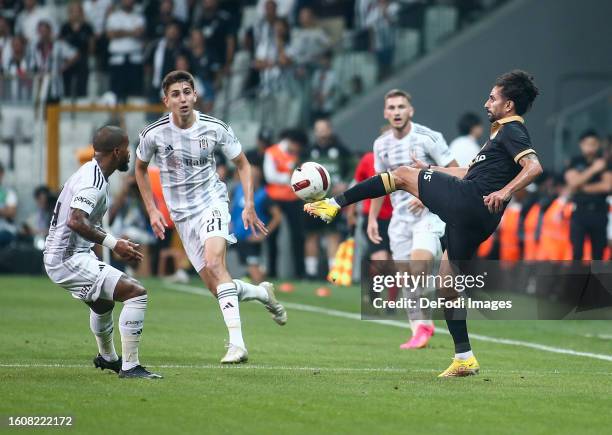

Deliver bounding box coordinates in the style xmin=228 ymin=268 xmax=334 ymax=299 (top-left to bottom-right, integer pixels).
xmin=464 ymin=116 xmax=536 ymax=196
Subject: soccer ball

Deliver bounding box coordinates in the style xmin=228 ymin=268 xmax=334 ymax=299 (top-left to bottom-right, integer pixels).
xmin=291 ymin=162 xmax=331 ymax=202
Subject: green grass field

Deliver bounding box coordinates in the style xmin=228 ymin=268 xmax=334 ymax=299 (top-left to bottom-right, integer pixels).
xmin=1 ymin=275 xmax=611 ymax=434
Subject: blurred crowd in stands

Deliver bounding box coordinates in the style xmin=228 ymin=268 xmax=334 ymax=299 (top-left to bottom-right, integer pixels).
xmin=0 ymin=0 xmax=502 ymax=119
xmin=1 ymin=110 xmax=610 ymax=279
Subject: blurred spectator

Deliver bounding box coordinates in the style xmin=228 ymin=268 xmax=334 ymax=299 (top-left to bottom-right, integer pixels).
xmin=365 ymin=0 xmax=399 ymax=81
xmin=564 ymin=130 xmax=612 ymax=260
xmin=253 ymin=1 xmax=282 ymax=96
xmin=145 ymin=21 xmax=185 ymax=103
xmin=106 ymin=0 xmax=145 ymax=101
xmin=145 ymin=0 xmax=186 ymax=41
xmin=449 ymin=112 xmax=483 ymax=166
xmin=285 ymin=7 xmax=330 ymax=66
xmin=193 ymin=0 xmax=236 ymax=80
xmin=1 ymin=35 xmax=35 ymax=100
xmin=354 ymin=0 xmax=377 ymax=30
xmin=109 ymin=175 xmax=156 ymax=276
xmin=0 ymin=0 xmax=18 ymax=23
xmin=2 ymin=36 xmax=34 ymax=78
xmin=246 ymin=127 xmax=274 ymax=171
xmin=0 ymin=161 xmax=17 ymax=247
xmin=31 ymin=20 xmax=78 ymax=102
xmin=187 ymin=29 xmax=218 ymax=110
xmin=14 ymin=0 xmax=57 ymax=44
xmin=238 ymin=26 xmax=260 ymax=97
xmin=263 ymin=128 xmax=307 ymax=278
xmin=60 ymin=2 xmax=95 ymax=99
xmin=310 ymin=50 xmax=337 ymax=119
xmin=0 ymin=16 xmax=12 ymax=67
xmin=303 ymin=118 xmax=351 ymax=279
xmin=22 ymin=185 xmax=54 ymax=249
xmin=231 ymin=165 xmax=282 ymax=283
xmin=83 ymin=0 xmax=112 ymax=71
xmin=256 ymin=0 xmax=297 ymax=22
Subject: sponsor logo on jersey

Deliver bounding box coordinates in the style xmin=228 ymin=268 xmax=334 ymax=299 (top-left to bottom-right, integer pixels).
xmin=473 ymin=154 xmax=486 ymax=164
xmin=423 ymin=169 xmax=434 ymax=182
xmin=74 ymin=196 xmax=95 ymax=208
xmin=183 ymin=158 xmax=208 ymax=166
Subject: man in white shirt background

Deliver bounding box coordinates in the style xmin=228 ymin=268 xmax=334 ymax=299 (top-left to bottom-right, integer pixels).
xmin=448 ymin=112 xmax=483 ymax=167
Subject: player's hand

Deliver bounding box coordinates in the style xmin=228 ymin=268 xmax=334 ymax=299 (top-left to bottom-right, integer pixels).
xmin=407 ymin=198 xmax=425 ymax=216
xmin=114 ymin=239 xmax=144 ymax=262
xmin=367 ymin=218 xmax=382 ymax=244
xmin=483 ymin=189 xmax=511 ymax=214
xmin=410 ymin=151 xmax=429 ymax=170
xmin=591 ymin=158 xmax=606 ymax=173
xmin=149 ymin=209 xmax=168 ymax=240
xmin=243 ymin=205 xmax=268 ymax=238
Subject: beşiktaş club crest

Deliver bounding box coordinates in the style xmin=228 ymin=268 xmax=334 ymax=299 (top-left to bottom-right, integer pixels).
xmin=198 ymin=135 xmax=210 ymax=150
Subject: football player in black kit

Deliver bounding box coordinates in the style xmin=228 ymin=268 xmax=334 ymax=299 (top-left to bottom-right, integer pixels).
xmin=305 ymin=70 xmax=543 ymax=376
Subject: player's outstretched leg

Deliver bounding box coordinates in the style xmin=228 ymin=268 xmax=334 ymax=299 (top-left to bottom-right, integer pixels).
xmin=234 ymin=279 xmax=287 ymax=325
xmin=89 ymin=299 xmax=122 ymax=373
xmin=305 ymin=168 xmax=420 ymax=222
xmin=113 ymin=276 xmax=162 ymax=379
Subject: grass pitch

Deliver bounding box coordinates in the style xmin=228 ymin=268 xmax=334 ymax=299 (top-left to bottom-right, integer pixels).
xmin=1 ymin=276 xmax=611 ymax=434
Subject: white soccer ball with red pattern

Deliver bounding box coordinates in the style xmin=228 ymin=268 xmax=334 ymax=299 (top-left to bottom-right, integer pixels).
xmin=291 ymin=162 xmax=331 ymax=202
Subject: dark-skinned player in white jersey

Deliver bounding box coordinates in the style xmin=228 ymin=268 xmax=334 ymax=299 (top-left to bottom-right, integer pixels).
xmin=44 ymin=126 xmax=162 ymax=379
xmin=306 ymin=70 xmax=543 ymax=377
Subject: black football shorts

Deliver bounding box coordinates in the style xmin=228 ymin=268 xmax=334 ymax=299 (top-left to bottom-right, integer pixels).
xmin=417 ymin=169 xmax=501 ymax=260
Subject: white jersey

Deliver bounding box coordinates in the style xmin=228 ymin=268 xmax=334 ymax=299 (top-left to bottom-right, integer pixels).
xmin=374 ymin=122 xmax=454 ymax=214
xmin=136 ymin=111 xmax=242 ymax=222
xmin=44 ymin=159 xmax=109 ymax=259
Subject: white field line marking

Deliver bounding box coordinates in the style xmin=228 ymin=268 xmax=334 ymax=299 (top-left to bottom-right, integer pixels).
xmin=165 ymin=283 xmax=612 ymax=363
xmin=1 ymin=363 xmax=610 ymax=376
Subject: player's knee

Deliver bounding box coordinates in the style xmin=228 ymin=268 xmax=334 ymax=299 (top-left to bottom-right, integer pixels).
xmin=391 ymin=166 xmax=416 ymax=190
xmin=126 ymin=282 xmax=147 ymax=300
xmin=204 ymin=255 xmax=225 ymax=279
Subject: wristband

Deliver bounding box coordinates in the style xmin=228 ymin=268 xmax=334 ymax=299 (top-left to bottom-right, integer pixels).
xmin=102 ymin=233 xmax=118 ymax=250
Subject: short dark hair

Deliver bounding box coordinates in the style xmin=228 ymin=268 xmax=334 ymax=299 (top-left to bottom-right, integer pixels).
xmin=457 ymin=112 xmax=481 ymax=136
xmin=279 ymin=128 xmax=308 ymax=147
xmin=384 ymin=89 xmax=412 ymax=103
xmin=162 ymin=70 xmax=195 ymax=95
xmin=494 ymin=70 xmax=539 ymax=115
xmin=578 ymin=129 xmax=599 ymax=142
xmin=92 ymin=125 xmax=127 ymax=152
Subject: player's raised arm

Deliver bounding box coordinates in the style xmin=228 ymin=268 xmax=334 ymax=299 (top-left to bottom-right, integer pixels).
xmin=232 ymin=152 xmax=268 ymax=237
xmin=483 ymin=152 xmax=543 ymax=213
xmin=134 ymin=158 xmax=167 ymax=239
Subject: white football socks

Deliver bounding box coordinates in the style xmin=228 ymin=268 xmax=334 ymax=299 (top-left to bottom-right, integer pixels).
xmin=89 ymin=309 xmax=118 ymax=362
xmin=118 ymin=294 xmax=147 ymax=371
xmin=233 ymin=279 xmax=269 ymax=304
xmin=217 ymin=282 xmax=245 ymax=350
xmin=455 ymin=350 xmax=474 ymax=360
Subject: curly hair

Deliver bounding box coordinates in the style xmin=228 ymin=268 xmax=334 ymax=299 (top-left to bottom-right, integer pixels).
xmin=494 ymin=70 xmax=539 ymax=116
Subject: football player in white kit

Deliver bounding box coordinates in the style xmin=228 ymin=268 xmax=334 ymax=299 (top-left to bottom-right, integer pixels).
xmin=44 ymin=126 xmax=162 ymax=379
xmin=134 ymin=71 xmax=287 ymax=364
xmin=368 ymin=89 xmax=457 ymax=349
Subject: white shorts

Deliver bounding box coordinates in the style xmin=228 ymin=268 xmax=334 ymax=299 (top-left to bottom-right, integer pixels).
xmin=174 ymin=201 xmax=237 ymax=272
xmin=389 ymin=212 xmax=445 ymax=261
xmin=44 ymin=252 xmax=123 ymax=303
